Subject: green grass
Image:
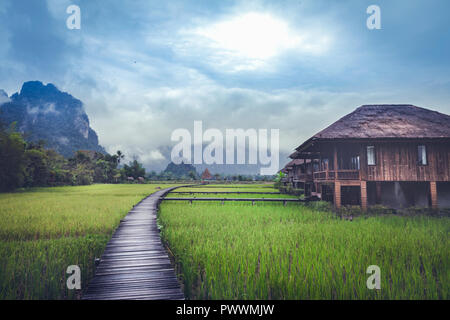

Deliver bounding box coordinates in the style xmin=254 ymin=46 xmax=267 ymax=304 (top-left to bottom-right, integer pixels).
xmin=0 ymin=184 xmax=182 ymax=299
xmin=159 ymin=201 xmax=449 ymax=300
xmin=191 ymin=183 xmax=274 ymax=187
xmin=176 ymin=184 xmax=278 ymax=193
xmin=166 ymin=192 xmax=295 ymax=199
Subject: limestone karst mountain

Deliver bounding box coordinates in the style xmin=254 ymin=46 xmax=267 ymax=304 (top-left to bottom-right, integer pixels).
xmin=0 ymin=81 xmax=106 ymax=157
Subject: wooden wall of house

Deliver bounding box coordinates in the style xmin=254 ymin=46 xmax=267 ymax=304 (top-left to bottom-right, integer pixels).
xmin=287 ymin=168 xmax=294 ymax=179
xmin=359 ymin=141 xmax=450 ymax=182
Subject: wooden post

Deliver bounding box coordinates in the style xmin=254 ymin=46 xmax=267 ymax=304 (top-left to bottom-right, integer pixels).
xmin=430 ymin=181 xmax=438 ymax=209
xmin=333 ymin=146 xmax=338 ymax=176
xmin=375 ymin=182 xmax=382 ymax=204
xmin=334 ymin=181 xmax=341 ymax=209
xmin=360 ymin=181 xmax=367 ymax=211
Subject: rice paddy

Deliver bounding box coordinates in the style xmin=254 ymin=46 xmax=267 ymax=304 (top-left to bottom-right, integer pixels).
xmin=1 ymin=183 xmax=448 ymax=300
xmin=159 ymin=186 xmax=450 ymax=300
xmin=176 ymin=184 xmax=279 ymax=194
xmin=0 ymin=184 xmax=182 ymax=299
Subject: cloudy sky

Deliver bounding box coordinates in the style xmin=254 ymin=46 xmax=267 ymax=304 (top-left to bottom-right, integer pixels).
xmin=0 ymin=0 xmax=449 ymax=171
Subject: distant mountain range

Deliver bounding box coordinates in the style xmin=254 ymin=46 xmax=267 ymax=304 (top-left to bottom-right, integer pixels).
xmin=0 ymin=81 xmax=106 ymax=158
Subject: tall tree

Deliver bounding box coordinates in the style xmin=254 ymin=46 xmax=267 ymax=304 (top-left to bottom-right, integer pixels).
xmin=0 ymin=123 xmax=27 ymax=191
xmin=122 ymin=160 xmax=145 ymax=179
xmin=24 ymin=148 xmax=49 ymax=187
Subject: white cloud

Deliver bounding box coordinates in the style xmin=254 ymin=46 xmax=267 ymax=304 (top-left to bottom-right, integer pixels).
xmin=43 ymin=103 xmax=58 ymax=114
xmin=0 ymin=89 xmax=9 ymax=104
xmin=26 ymin=106 xmax=39 ymax=115
xmin=176 ymin=12 xmax=332 ymax=72
xmin=45 ymin=0 xmax=72 ymax=19
xmin=57 ymin=136 xmax=69 ymax=145
xmin=26 ymin=102 xmax=59 ymax=115
xmin=140 ymin=150 xmax=165 ymax=162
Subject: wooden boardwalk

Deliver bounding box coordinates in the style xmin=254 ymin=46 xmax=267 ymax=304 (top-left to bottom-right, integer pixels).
xmin=82 ymin=187 xmax=184 ymax=300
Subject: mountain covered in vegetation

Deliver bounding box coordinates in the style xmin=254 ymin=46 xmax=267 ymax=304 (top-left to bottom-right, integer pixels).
xmin=163 ymin=161 xmax=198 ymax=179
xmin=0 ymin=81 xmax=106 ymax=157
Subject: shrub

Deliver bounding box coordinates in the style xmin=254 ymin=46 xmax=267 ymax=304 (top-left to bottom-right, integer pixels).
xmin=366 ymin=205 xmax=396 ymax=216
xmin=397 ymin=206 xmax=447 ymax=217
xmin=306 ymin=200 xmax=333 ymax=212
xmin=73 ymin=170 xmax=94 ymax=185
xmin=337 ymin=205 xmax=362 ymax=217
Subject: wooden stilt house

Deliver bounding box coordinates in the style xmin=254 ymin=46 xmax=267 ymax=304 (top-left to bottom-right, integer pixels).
xmin=290 ymin=105 xmax=450 ymax=209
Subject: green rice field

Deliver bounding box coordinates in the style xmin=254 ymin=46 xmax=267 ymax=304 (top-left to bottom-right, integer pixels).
xmin=159 ymin=189 xmax=450 ymax=300
xmin=175 ymin=184 xmax=278 ymax=193
xmin=0 ymin=184 xmax=182 ymax=299
xmin=0 ymin=183 xmax=448 ymax=300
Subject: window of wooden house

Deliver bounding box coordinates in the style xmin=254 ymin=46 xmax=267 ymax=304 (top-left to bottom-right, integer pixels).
xmin=351 ymin=156 xmax=360 ymax=170
xmin=418 ymin=145 xmax=427 ymax=165
xmin=367 ymin=146 xmax=375 ymax=165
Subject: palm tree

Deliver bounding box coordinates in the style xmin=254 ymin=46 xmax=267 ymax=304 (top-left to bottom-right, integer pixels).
xmin=116 ymin=150 xmax=124 ymax=165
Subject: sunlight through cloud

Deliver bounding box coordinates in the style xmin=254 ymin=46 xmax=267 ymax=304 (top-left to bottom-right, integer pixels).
xmin=181 ymin=12 xmax=331 ymax=72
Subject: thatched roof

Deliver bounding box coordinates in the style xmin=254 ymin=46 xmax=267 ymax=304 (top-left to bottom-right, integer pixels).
xmin=295 ymin=105 xmax=450 ymax=152
xmin=284 ymin=159 xmax=307 ymax=169
xmin=289 ymin=151 xmax=300 ymax=159
xmin=315 ymin=105 xmax=449 ymax=139
xmin=281 ymin=159 xmax=312 ymax=173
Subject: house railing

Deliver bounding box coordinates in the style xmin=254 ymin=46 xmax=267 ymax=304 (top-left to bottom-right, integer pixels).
xmin=293 ymin=173 xmax=313 ymax=182
xmin=313 ymin=171 xmax=334 ymax=180
xmin=313 ymin=170 xmax=359 ymax=180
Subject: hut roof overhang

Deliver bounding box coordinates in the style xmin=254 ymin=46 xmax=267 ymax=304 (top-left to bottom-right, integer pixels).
xmin=292 ymin=105 xmax=450 ymax=158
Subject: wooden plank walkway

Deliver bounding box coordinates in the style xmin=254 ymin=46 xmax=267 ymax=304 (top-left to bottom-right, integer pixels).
xmin=82 ymin=187 xmax=184 ymax=300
